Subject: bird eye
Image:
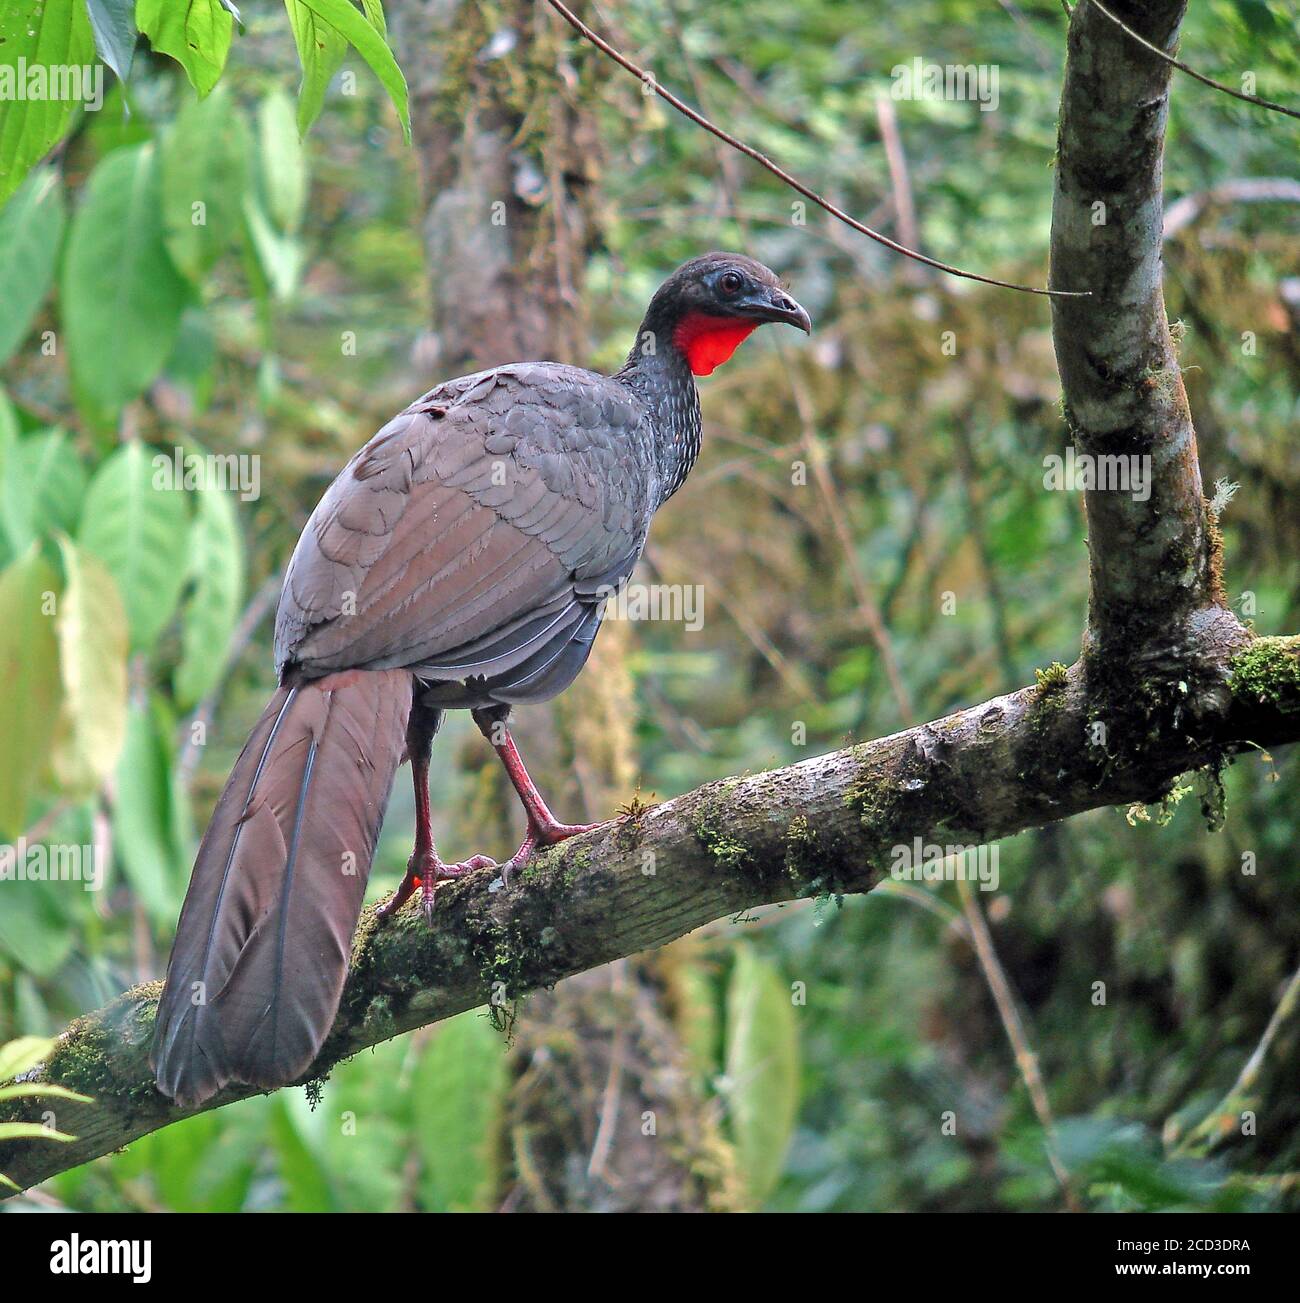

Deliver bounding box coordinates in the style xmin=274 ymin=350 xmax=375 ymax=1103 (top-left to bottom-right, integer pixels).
xmin=718 ymin=271 xmax=744 ymax=296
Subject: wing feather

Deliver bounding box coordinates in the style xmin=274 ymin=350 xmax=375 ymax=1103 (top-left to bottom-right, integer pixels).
xmin=274 ymin=366 xmax=655 ymax=687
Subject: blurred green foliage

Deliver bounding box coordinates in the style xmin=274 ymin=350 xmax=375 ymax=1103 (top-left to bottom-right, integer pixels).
xmin=0 ymin=0 xmax=1297 ymax=1211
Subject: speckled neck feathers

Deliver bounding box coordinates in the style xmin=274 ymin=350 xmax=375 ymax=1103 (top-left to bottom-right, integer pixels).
xmin=616 ymin=320 xmax=703 ymax=505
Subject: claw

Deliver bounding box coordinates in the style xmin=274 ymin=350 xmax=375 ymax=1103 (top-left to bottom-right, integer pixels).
xmin=495 ymin=818 xmax=605 ymax=889
xmin=435 ymin=853 xmax=497 ymax=880
xmin=378 ymin=851 xmax=497 ymax=922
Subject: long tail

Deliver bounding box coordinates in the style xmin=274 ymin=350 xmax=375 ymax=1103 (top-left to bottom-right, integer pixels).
xmin=152 ymin=668 xmax=414 ymax=1107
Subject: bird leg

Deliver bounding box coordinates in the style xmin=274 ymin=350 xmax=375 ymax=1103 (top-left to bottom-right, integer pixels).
xmin=472 ymin=706 xmax=602 ymax=883
xmin=377 ymin=702 xmax=496 ymax=923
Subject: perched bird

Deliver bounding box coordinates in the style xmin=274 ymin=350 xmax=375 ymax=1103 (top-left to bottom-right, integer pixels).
xmin=151 ymin=253 xmax=811 ymax=1106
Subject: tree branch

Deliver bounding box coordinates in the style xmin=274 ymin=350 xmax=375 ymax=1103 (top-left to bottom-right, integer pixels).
xmin=542 ymin=0 xmax=1089 ymax=298
xmin=1051 ymin=0 xmax=1234 ymax=663
xmin=1163 ymin=177 xmax=1300 ymax=239
xmin=1087 ymin=0 xmax=1300 ymax=122
xmin=4 ymin=636 xmax=1299 ymax=1194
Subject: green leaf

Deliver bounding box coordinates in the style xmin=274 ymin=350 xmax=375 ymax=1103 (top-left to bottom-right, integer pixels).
xmin=0 ymin=0 xmax=96 ymax=206
xmin=272 ymin=1093 xmax=336 ymax=1211
xmin=0 ymin=428 xmax=87 ymax=555
xmin=284 ymin=0 xmax=348 ymax=137
xmin=0 ymin=864 xmax=77 ymax=976
xmin=161 ymin=86 xmax=251 ymax=281
xmin=292 ymin=0 xmax=410 ymax=141
xmin=121 ymin=1101 xmax=266 ymax=1211
xmin=136 ymin=0 xmax=234 ymax=98
xmin=61 ymin=144 xmax=189 ymax=427
xmin=0 ymin=167 xmax=65 ymax=366
xmin=0 ymin=549 xmax=62 ymax=839
xmin=175 ymin=470 xmax=245 ymax=707
xmin=166 ymin=309 xmax=218 ymax=411
xmin=77 ymin=442 xmax=191 ymax=651
xmin=0 ymin=1083 xmax=91 ymax=1103
xmin=0 ymin=1035 xmax=55 ymax=1081
xmin=415 ymin=1011 xmax=507 ymax=1211
xmin=243 ymin=192 xmax=304 ymax=300
xmin=360 ymin=0 xmax=387 ymax=39
xmin=84 ymin=0 xmax=137 ymax=82
xmin=256 ymin=88 xmax=307 ymax=233
xmin=0 ymin=1038 xmax=88 ymax=1193
xmin=53 ymin=537 xmax=129 ymax=790
xmin=0 ymin=1122 xmax=74 ymax=1142
xmin=112 ymin=698 xmax=184 ymax=922
xmin=676 ymin=955 xmax=723 ymax=1087
xmin=723 ymin=945 xmax=800 ymax=1207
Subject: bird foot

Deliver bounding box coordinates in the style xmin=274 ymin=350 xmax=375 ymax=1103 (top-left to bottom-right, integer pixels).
xmin=375 ymin=850 xmax=497 ymax=923
xmin=496 ymin=818 xmax=603 ymax=888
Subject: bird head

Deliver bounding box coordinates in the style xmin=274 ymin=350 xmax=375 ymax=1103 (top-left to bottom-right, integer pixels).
xmin=642 ymin=253 xmax=812 ymax=377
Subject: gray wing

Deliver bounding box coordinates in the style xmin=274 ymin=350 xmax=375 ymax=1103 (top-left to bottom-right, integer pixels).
xmin=274 ymin=364 xmax=653 ymax=704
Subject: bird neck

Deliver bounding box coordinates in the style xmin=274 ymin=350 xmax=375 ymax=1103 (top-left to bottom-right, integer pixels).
xmin=617 ymin=316 xmax=704 ymax=504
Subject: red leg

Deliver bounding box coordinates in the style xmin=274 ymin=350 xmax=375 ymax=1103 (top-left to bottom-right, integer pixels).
xmin=377 ymin=705 xmax=496 ymax=923
xmin=472 ymin=708 xmax=603 ymax=882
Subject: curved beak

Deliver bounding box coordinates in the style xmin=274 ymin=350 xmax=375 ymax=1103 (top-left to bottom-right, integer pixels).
xmin=742 ymin=286 xmax=812 ymax=334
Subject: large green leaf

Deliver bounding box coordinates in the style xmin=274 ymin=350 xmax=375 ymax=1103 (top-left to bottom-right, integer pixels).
xmin=0 ymin=867 xmax=76 ymax=976
xmin=77 ymin=442 xmax=191 ymax=651
xmin=415 ymin=1012 xmax=508 ymax=1211
xmin=118 ymin=1101 xmax=267 ymax=1211
xmin=112 ymin=698 xmax=184 ymax=923
xmin=292 ymin=0 xmax=410 ymax=142
xmin=246 ymin=90 xmax=307 ymax=299
xmin=284 ymin=0 xmax=348 ymax=137
xmin=161 ymin=86 xmax=251 ymax=281
xmin=84 ymin=0 xmax=137 ymax=82
xmin=273 ymin=1093 xmax=336 ymax=1211
xmin=723 ymin=945 xmax=800 ymax=1208
xmin=0 ymin=549 xmax=62 ymax=839
xmin=0 ymin=1 xmax=96 ymax=206
xmin=175 ymin=471 xmax=245 ymax=707
xmin=61 ymin=144 xmax=189 ymax=426
xmin=136 ymin=0 xmax=233 ymax=98
xmin=53 ymin=538 xmax=129 ymax=792
xmin=256 ymin=88 xmax=307 ymax=233
xmin=0 ymin=167 xmax=65 ymax=366
xmin=0 ymin=428 xmax=87 ymax=556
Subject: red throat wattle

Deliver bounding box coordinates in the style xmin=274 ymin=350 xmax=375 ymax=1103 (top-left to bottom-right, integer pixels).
xmin=673 ymin=312 xmax=758 ymax=376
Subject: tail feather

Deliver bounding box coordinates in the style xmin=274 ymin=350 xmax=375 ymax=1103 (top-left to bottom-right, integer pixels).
xmin=152 ymin=668 xmax=413 ymax=1106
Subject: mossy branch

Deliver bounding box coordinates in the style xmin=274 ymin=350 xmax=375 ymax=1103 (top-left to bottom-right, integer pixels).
xmin=3 ymin=639 xmax=1300 ymax=1195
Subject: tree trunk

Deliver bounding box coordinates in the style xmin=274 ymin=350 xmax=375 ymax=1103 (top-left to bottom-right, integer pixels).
xmin=391 ymin=0 xmax=733 ymax=1211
